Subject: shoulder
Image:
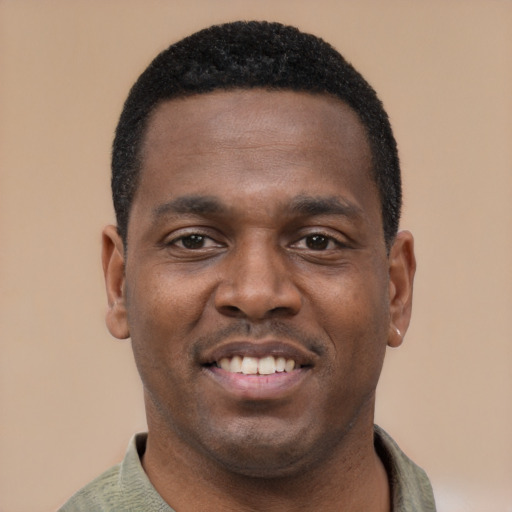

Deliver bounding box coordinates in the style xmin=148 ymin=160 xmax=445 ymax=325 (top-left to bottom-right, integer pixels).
xmin=374 ymin=425 xmax=437 ymax=512
xmin=57 ymin=463 xmax=122 ymax=512
xmin=57 ymin=434 xmax=175 ymax=512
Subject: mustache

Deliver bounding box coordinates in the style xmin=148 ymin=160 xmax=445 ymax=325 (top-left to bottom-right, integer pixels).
xmin=191 ymin=319 xmax=327 ymax=359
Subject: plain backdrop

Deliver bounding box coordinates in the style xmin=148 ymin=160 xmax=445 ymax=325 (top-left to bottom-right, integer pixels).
xmin=1 ymin=1 xmax=511 ymax=511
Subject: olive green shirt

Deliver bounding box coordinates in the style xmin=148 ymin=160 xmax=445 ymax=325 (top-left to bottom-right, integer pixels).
xmin=59 ymin=425 xmax=436 ymax=511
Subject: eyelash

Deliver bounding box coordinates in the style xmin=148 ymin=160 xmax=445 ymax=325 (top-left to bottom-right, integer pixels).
xmin=294 ymin=234 xmax=341 ymax=250
xmin=167 ymin=232 xmax=222 ymax=250
xmin=165 ymin=231 xmax=345 ymax=252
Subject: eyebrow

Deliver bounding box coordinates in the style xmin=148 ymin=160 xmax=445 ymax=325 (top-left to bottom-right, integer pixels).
xmin=152 ymin=194 xmax=363 ymax=221
xmin=153 ymin=195 xmax=225 ymax=219
xmin=289 ymin=195 xmax=364 ymax=219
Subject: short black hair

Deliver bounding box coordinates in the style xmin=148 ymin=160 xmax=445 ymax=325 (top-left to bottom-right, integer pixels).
xmin=112 ymin=21 xmax=401 ymax=247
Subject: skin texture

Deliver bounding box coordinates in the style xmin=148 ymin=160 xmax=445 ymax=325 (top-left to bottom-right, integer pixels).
xmin=102 ymin=90 xmax=415 ymax=511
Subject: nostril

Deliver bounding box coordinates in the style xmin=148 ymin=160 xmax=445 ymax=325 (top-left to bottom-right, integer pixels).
xmin=218 ymin=305 xmax=243 ymax=317
xmin=269 ymin=305 xmax=294 ymax=315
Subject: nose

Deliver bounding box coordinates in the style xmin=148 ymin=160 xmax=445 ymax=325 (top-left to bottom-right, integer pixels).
xmin=214 ymin=238 xmax=302 ymax=321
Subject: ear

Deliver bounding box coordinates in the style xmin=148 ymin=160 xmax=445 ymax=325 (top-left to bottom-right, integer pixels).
xmin=387 ymin=230 xmax=416 ymax=348
xmin=102 ymin=225 xmax=130 ymax=339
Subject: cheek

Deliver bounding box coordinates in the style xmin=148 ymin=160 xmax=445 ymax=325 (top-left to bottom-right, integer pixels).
xmin=128 ymin=264 xmax=211 ymax=328
xmin=312 ymin=269 xmax=389 ymax=377
xmin=314 ymin=268 xmax=389 ymax=332
xmin=124 ymin=270 xmax=210 ymax=379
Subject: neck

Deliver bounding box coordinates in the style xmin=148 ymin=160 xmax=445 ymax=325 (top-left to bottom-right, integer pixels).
xmin=142 ymin=416 xmax=390 ymax=512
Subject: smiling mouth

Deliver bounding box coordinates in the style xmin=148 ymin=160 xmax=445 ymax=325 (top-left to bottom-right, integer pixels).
xmin=212 ymin=355 xmax=298 ymax=375
xmin=201 ymin=339 xmax=315 ymax=385
xmin=202 ymin=344 xmax=314 ymax=399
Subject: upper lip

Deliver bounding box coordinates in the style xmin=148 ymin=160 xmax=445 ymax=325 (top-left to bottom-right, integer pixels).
xmin=201 ymin=339 xmax=317 ymax=368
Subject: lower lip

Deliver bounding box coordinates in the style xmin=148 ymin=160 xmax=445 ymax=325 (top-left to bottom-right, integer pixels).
xmin=204 ymin=366 xmax=310 ymax=401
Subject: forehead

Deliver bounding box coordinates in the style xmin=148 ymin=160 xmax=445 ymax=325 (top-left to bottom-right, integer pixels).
xmin=142 ymin=89 xmax=371 ymax=165
xmin=133 ymin=89 xmax=380 ymax=229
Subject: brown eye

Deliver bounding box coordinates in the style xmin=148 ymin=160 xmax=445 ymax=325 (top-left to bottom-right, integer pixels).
xmin=180 ymin=234 xmax=206 ymax=249
xmin=305 ymin=235 xmax=330 ymax=250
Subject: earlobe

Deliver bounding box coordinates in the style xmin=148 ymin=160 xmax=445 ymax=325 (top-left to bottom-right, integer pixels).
xmin=387 ymin=230 xmax=416 ymax=348
xmin=102 ymin=225 xmax=130 ymax=339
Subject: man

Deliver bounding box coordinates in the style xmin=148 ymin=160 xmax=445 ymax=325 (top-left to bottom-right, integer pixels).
xmin=60 ymin=21 xmax=435 ymax=511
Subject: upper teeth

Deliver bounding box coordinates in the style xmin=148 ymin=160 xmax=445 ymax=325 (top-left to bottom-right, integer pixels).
xmin=218 ymin=355 xmax=296 ymax=375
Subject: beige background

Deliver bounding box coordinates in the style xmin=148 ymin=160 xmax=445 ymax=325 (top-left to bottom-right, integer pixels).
xmin=1 ymin=1 xmax=511 ymax=511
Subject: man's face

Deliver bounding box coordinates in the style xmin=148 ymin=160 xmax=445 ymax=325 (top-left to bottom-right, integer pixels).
xmin=103 ymin=89 xmax=414 ymax=477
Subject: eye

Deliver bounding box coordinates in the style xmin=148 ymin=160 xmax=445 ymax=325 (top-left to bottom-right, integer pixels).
xmin=304 ymin=234 xmax=334 ymax=250
xmin=293 ymin=233 xmax=341 ymax=251
xmin=172 ymin=234 xmax=220 ymax=250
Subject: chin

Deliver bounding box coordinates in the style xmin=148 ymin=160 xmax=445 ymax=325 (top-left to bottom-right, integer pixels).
xmin=196 ymin=419 xmax=327 ymax=479
xmin=211 ymin=444 xmax=313 ymax=479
